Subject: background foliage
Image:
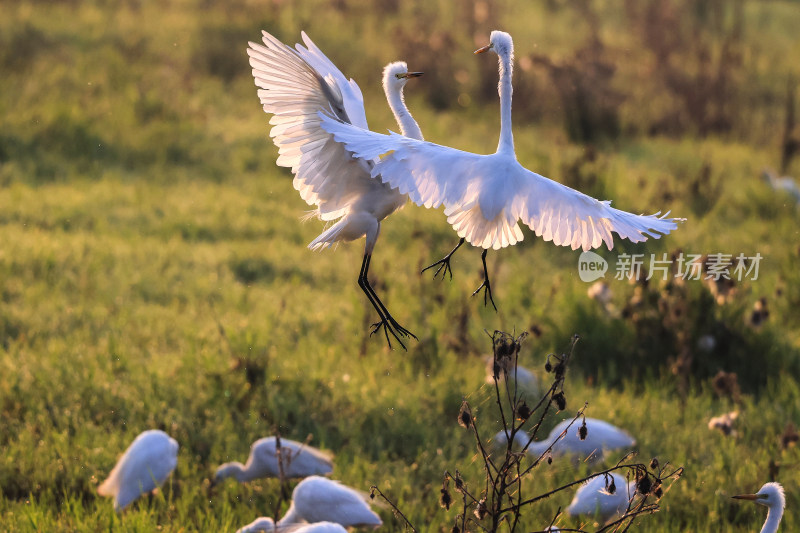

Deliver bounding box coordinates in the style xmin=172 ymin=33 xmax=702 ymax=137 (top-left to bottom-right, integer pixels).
xmin=1 ymin=0 xmax=800 ymax=531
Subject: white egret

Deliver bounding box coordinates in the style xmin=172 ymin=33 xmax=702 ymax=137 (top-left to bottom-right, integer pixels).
xmin=761 ymin=168 xmax=800 ymax=205
xmin=493 ymin=418 xmax=635 ymax=462
xmin=484 ymin=356 xmax=538 ymax=395
xmin=567 ymin=472 xmax=636 ymax=523
xmin=215 ymin=436 xmax=333 ymax=484
xmin=733 ymin=482 xmax=785 ymax=533
xmin=247 ymin=31 xmax=425 ymax=348
xmin=236 ymin=518 xmax=348 ymax=533
xmin=276 ymin=476 xmax=382 ymax=527
xmin=97 ymin=429 xmax=179 ymax=512
xmin=321 ymin=31 xmax=682 ymax=309
xmin=708 ymin=411 xmax=739 ymax=437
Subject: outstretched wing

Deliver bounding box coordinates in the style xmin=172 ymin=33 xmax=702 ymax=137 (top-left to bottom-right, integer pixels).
xmin=247 ymin=31 xmax=384 ymax=221
xmin=320 ymin=113 xmax=682 ymax=250
xmin=517 ymin=166 xmax=679 ymax=251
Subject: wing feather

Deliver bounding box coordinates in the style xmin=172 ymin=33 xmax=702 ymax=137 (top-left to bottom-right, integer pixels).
xmin=247 ymin=32 xmax=387 ymax=221
xmin=320 ymin=114 xmax=683 ymax=250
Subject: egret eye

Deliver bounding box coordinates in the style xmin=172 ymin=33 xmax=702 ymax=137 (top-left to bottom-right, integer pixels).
xmin=395 ymin=73 xmax=403 ymax=79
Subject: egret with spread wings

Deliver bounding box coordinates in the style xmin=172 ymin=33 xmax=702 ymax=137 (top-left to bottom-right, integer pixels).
xmin=320 ymin=31 xmax=683 ymax=309
xmin=247 ymin=32 xmax=424 ymax=348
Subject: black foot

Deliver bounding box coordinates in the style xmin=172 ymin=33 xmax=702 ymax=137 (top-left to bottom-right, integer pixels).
xmin=422 ymin=238 xmax=465 ymax=280
xmin=472 ymin=278 xmax=497 ymax=311
xmin=422 ymin=256 xmax=455 ymax=280
xmin=370 ymin=316 xmax=417 ymax=351
xmin=472 ymin=249 xmax=497 ymax=312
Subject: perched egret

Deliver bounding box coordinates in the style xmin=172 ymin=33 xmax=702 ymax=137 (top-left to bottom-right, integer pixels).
xmin=276 ymin=476 xmax=382 ymax=527
xmin=321 ymin=31 xmax=682 ymax=309
xmin=567 ymin=472 xmax=636 ymax=523
xmin=733 ymin=482 xmax=785 ymax=533
xmin=236 ymin=519 xmax=348 ymax=533
xmin=493 ymin=418 xmax=635 ymax=462
xmin=247 ymin=31 xmax=425 ymax=348
xmin=97 ymin=429 xmax=179 ymax=512
xmin=215 ymin=437 xmax=333 ymax=484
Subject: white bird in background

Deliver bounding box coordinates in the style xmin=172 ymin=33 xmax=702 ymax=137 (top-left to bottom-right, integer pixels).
xmin=276 ymin=476 xmax=382 ymax=527
xmin=708 ymin=411 xmax=739 ymax=437
xmin=321 ymin=31 xmax=682 ymax=309
xmin=484 ymin=356 xmax=538 ymax=396
xmin=97 ymin=429 xmax=179 ymax=512
xmin=247 ymin=31 xmax=425 ymax=349
xmin=733 ymin=482 xmax=785 ymax=533
xmin=214 ymin=436 xmax=333 ymax=484
xmin=762 ymin=168 xmax=800 ymax=206
xmin=493 ymin=418 xmax=635 ymax=462
xmin=236 ymin=519 xmax=348 ymax=533
xmin=567 ymin=472 xmax=637 ymax=523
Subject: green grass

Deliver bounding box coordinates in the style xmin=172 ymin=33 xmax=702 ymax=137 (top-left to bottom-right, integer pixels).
xmin=2 ymin=0 xmax=800 ymax=531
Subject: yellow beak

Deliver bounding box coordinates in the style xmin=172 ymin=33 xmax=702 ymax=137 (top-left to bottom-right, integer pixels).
xmin=474 ymin=44 xmax=491 ymax=54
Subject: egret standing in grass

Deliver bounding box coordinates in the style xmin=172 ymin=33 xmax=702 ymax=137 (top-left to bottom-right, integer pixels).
xmin=238 ymin=476 xmax=382 ymax=528
xmin=214 ymin=436 xmax=333 ymax=484
xmin=247 ymin=31 xmax=425 ymax=349
xmin=567 ymin=472 xmax=636 ymax=524
xmin=236 ymin=519 xmax=348 ymax=533
xmin=492 ymin=417 xmax=635 ymax=462
xmin=97 ymin=429 xmax=179 ymax=512
xmin=733 ymin=482 xmax=785 ymax=533
xmin=321 ymin=31 xmax=682 ymax=309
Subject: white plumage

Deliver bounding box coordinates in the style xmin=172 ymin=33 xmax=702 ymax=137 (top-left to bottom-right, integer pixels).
xmin=320 ymin=31 xmax=682 ymax=306
xmin=567 ymin=472 xmax=637 ymax=523
xmin=215 ymin=437 xmax=333 ymax=483
xmin=733 ymin=482 xmax=785 ymax=533
xmin=277 ymin=476 xmax=382 ymax=528
xmin=493 ymin=418 xmax=635 ymax=462
xmin=97 ymin=429 xmax=179 ymax=512
xmin=236 ymin=519 xmax=348 ymax=533
xmin=247 ymin=31 xmax=425 ymax=348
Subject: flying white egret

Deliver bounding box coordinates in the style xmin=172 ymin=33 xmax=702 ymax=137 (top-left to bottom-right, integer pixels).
xmin=276 ymin=476 xmax=382 ymax=527
xmin=214 ymin=436 xmax=333 ymax=484
xmin=247 ymin=31 xmax=425 ymax=348
xmin=492 ymin=418 xmax=635 ymax=462
xmin=567 ymin=472 xmax=636 ymax=523
xmin=733 ymin=482 xmax=785 ymax=533
xmin=97 ymin=429 xmax=179 ymax=512
xmin=236 ymin=518 xmax=348 ymax=533
xmin=320 ymin=31 xmax=682 ymax=309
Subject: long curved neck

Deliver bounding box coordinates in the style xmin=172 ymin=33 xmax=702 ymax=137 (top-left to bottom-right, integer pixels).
xmin=215 ymin=462 xmax=254 ymax=482
xmin=496 ymin=50 xmax=515 ymax=156
xmin=761 ymin=505 xmax=784 ymax=533
xmin=385 ymin=85 xmax=424 ymax=141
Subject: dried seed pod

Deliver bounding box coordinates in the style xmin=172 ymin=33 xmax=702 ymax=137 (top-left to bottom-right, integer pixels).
xmin=473 ymin=498 xmax=488 ymax=520
xmin=458 ymin=401 xmax=472 ymax=429
xmin=607 ymin=475 xmax=617 ymax=495
xmin=637 ymin=473 xmax=652 ymax=495
xmin=578 ymin=419 xmax=588 ymax=440
xmin=553 ymin=392 xmax=567 ymax=411
xmin=439 ymin=487 xmax=452 ymax=510
xmin=517 ymin=402 xmax=532 ymax=420
xmin=650 ymin=457 xmax=659 ymax=470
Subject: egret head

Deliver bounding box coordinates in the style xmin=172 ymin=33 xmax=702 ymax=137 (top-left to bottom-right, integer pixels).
xmin=474 ymin=30 xmax=514 ymax=59
xmin=382 ymin=61 xmax=423 ymax=92
xmin=733 ymin=482 xmax=786 ymax=511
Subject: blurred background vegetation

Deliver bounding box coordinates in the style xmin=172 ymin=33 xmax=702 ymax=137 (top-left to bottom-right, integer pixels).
xmin=1 ymin=0 xmax=800 ymax=531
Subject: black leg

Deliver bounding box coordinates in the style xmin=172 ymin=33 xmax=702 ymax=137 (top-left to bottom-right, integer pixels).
xmin=358 ymin=254 xmax=417 ymax=350
xmin=422 ymin=238 xmax=465 ymax=280
xmin=472 ymin=249 xmax=497 ymax=311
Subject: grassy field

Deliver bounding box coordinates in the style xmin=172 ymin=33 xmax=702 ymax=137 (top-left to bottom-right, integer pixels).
xmin=2 ymin=0 xmax=800 ymax=531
